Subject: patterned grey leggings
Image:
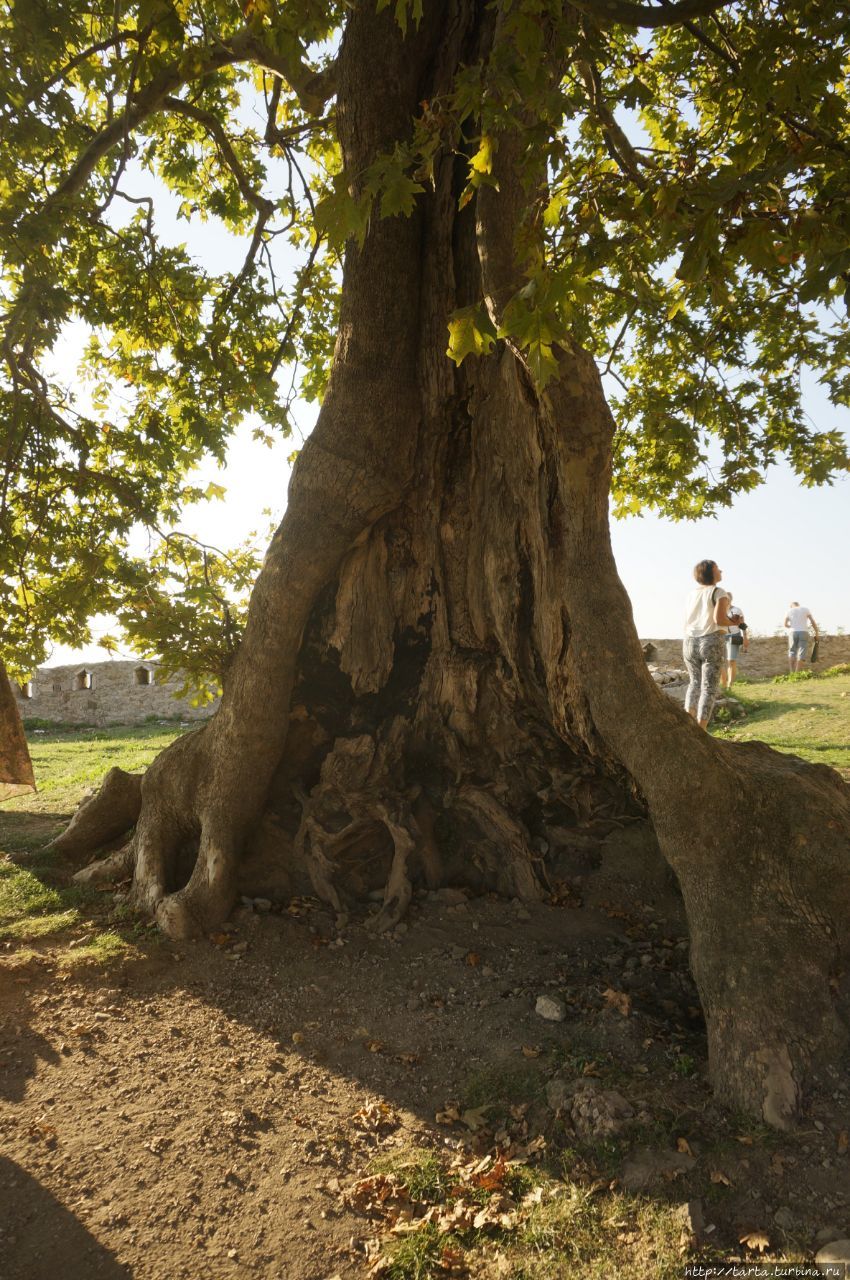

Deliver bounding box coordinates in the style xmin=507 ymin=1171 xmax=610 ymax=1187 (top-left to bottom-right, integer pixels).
xmin=683 ymin=632 xmax=725 ymax=723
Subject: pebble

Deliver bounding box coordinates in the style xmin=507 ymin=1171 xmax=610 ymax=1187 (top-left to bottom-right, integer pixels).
xmin=254 ymin=898 xmax=272 ymax=912
xmin=535 ymin=995 xmax=566 ymax=1022
xmin=437 ymin=888 xmax=467 ymax=905
xmin=815 ymin=1240 xmax=850 ymax=1271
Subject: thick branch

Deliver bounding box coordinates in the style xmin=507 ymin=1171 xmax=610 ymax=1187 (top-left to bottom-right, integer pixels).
xmin=570 ymin=0 xmax=730 ymax=28
xmin=44 ymin=27 xmax=332 ymax=214
xmin=25 ymin=30 xmax=149 ymax=105
xmin=577 ymin=61 xmax=651 ymax=189
xmin=161 ymin=96 xmax=274 ymax=216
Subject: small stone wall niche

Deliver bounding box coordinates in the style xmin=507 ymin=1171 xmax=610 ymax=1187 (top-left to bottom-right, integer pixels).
xmin=13 ymin=660 xmax=218 ymax=728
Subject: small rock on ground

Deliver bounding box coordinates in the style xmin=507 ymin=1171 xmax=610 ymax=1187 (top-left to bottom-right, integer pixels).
xmin=815 ymin=1239 xmax=850 ymax=1273
xmin=535 ymin=994 xmax=565 ymax=1022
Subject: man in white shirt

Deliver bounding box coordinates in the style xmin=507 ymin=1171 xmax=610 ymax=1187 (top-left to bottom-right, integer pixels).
xmin=784 ymin=601 xmax=818 ymax=672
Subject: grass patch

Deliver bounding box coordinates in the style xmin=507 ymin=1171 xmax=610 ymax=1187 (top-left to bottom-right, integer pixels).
xmin=365 ymin=1145 xmax=755 ymax=1280
xmin=0 ymin=859 xmax=64 ymax=920
xmin=509 ymin=1186 xmax=692 ymax=1279
xmin=56 ymin=929 xmax=136 ymax=967
xmin=381 ymin=1223 xmax=449 ymax=1280
xmin=462 ymin=1062 xmax=545 ymax=1121
xmin=0 ymin=721 xmax=185 ymax=962
xmin=2 ymin=721 xmax=186 ymax=816
xmin=372 ymin=1149 xmax=454 ymax=1205
xmin=711 ymin=673 xmax=850 ymax=771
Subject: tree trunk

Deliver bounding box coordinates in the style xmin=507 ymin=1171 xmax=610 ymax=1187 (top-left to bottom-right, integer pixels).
xmin=0 ymin=662 xmax=35 ymax=801
xmin=57 ymin=0 xmax=850 ymax=1126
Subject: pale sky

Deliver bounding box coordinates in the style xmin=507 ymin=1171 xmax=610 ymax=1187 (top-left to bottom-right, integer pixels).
xmin=41 ymin=142 xmax=849 ymax=667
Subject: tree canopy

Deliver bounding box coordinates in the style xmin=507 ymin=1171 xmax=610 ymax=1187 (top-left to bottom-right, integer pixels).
xmin=2 ymin=0 xmax=849 ymax=678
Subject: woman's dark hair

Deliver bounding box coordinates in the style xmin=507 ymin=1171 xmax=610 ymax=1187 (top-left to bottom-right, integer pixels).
xmin=693 ymin=559 xmax=717 ymax=585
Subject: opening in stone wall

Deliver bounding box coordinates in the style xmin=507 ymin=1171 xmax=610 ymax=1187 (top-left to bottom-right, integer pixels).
xmin=18 ymin=681 xmax=32 ymax=699
xmin=134 ymin=667 xmax=154 ymax=686
xmin=74 ymin=670 xmax=93 ymax=691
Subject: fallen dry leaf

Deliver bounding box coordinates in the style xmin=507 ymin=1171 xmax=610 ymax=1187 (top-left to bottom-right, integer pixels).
xmin=602 ymin=987 xmax=632 ymax=1017
xmin=351 ymin=1102 xmax=398 ymax=1132
xmin=521 ymin=1045 xmax=541 ymax=1059
xmin=675 ymin=1137 xmax=693 ymax=1156
xmin=736 ymin=1134 xmax=754 ymax=1146
xmin=364 ymin=1039 xmax=386 ymax=1054
xmin=739 ymin=1229 xmax=770 ymax=1254
xmin=470 ymin=1155 xmax=506 ymax=1191
xmin=27 ymin=1119 xmax=57 ymax=1145
xmin=464 ymin=952 xmax=480 ymax=967
xmin=436 ymin=1105 xmax=460 ymax=1126
xmin=347 ymin=1173 xmax=410 ymax=1216
xmin=838 ymin=1130 xmax=848 ymax=1154
xmin=438 ymin=1244 xmax=467 ymax=1273
xmin=460 ymin=1105 xmax=490 ymax=1132
xmin=519 ymin=1134 xmax=546 ymax=1157
xmin=710 ymin=1169 xmax=732 ymax=1186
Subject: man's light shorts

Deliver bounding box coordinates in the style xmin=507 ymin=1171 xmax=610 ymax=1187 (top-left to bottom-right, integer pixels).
xmin=789 ymin=629 xmax=808 ymax=660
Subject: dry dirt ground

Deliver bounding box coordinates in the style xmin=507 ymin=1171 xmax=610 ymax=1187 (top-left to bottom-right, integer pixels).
xmin=2 ymin=818 xmax=849 ymax=1280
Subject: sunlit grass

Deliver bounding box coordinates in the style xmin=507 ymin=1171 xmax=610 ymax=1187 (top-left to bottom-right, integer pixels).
xmin=0 ymin=721 xmax=184 ymax=963
xmin=712 ymin=672 xmax=850 ymax=771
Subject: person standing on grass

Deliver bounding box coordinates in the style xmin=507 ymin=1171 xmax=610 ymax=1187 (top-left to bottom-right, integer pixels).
xmin=784 ymin=601 xmax=819 ymax=672
xmin=683 ymin=559 xmax=733 ymax=729
xmin=720 ymin=593 xmax=749 ymax=689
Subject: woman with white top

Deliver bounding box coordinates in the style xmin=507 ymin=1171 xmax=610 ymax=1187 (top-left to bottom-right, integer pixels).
xmin=683 ymin=559 xmax=733 ymax=728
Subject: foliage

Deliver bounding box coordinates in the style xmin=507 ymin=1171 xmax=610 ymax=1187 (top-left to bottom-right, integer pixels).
xmin=711 ymin=671 xmax=850 ymax=771
xmin=113 ymin=528 xmax=269 ymax=702
xmin=0 ymin=720 xmax=183 ymax=815
xmin=1 ymin=0 xmax=849 ymax=674
xmin=0 ymin=719 xmax=182 ymax=957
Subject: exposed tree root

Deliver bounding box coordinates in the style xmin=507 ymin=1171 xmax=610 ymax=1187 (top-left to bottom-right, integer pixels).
xmin=73 ymin=841 xmax=137 ymax=887
xmin=48 ymin=767 xmax=142 ymax=859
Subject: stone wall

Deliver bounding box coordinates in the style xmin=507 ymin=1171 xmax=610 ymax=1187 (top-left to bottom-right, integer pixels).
xmin=641 ymin=634 xmax=850 ymax=681
xmin=11 ymin=635 xmax=850 ymax=729
xmin=12 ymin=661 xmax=218 ymax=728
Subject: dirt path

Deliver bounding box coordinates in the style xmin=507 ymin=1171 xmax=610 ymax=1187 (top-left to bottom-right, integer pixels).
xmin=2 ymin=838 xmax=849 ymax=1278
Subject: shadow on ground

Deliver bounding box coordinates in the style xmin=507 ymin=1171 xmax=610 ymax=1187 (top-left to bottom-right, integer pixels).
xmin=0 ymin=1155 xmax=131 ymax=1279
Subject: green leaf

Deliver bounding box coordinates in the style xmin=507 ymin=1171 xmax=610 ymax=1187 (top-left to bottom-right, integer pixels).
xmin=446 ymin=305 xmax=498 ymax=365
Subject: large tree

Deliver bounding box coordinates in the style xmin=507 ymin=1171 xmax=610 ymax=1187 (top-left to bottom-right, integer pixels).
xmin=2 ymin=0 xmax=850 ymax=1127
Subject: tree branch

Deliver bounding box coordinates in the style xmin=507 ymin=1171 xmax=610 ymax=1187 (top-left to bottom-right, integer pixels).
xmin=162 ymin=96 xmax=274 ymax=216
xmin=569 ymin=0 xmax=730 ymax=28
xmin=44 ymin=27 xmax=333 ymax=214
xmin=25 ymin=30 xmax=149 ymax=105
xmin=577 ymin=61 xmax=652 ymax=188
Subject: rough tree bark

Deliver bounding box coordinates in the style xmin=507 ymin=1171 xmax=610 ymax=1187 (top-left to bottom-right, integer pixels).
xmin=0 ymin=662 xmax=35 ymax=801
xmin=54 ymin=0 xmax=850 ymax=1126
